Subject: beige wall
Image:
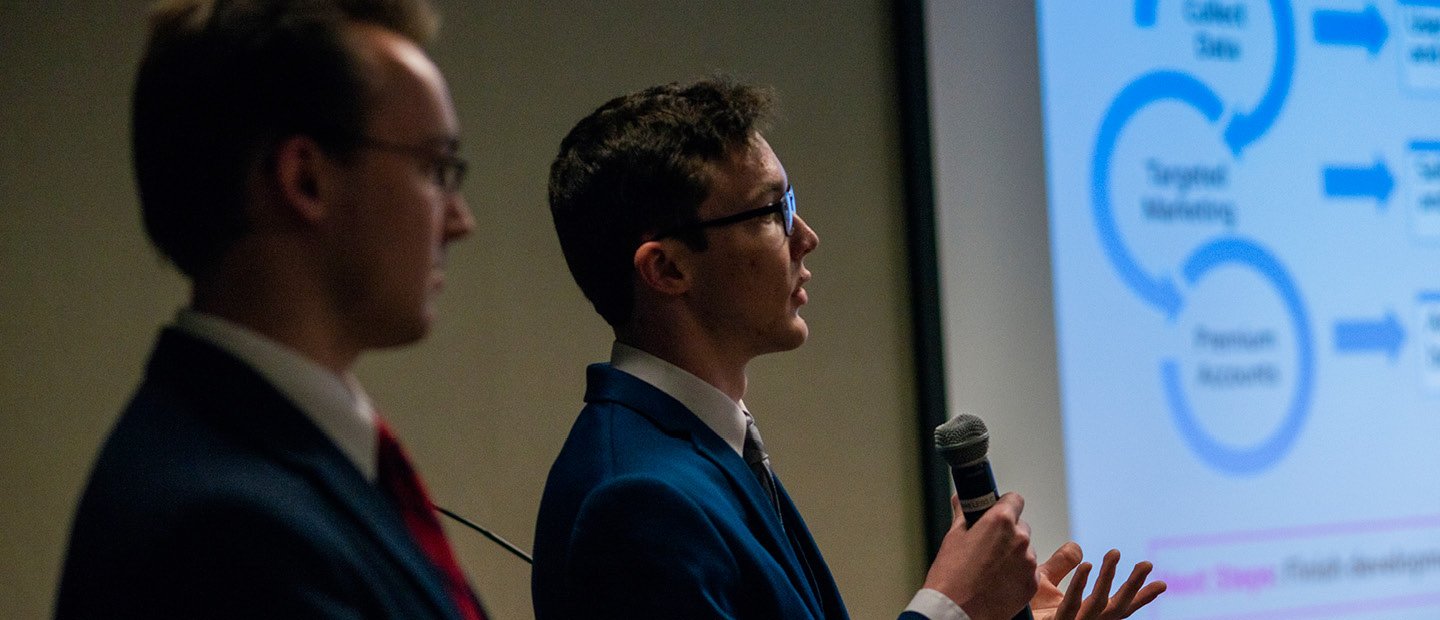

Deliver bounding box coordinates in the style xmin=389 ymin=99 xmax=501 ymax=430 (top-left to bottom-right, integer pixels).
xmin=0 ymin=2 xmax=926 ymax=617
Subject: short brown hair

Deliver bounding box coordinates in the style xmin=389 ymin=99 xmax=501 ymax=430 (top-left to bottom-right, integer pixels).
xmin=548 ymin=78 xmax=776 ymax=327
xmin=132 ymin=0 xmax=439 ymax=278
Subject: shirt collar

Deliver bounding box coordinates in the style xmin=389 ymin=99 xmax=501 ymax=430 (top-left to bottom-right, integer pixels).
xmin=173 ymin=309 xmax=378 ymax=480
xmin=610 ymin=341 xmax=748 ymax=457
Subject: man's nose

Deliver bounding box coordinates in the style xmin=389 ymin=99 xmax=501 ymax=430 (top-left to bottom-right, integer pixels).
xmin=791 ymin=214 xmax=819 ymax=257
xmin=443 ymin=193 xmax=475 ymax=243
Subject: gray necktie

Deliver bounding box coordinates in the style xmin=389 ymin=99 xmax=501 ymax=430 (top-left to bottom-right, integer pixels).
xmin=743 ymin=412 xmax=783 ymax=519
xmin=747 ymin=413 xmax=825 ymax=602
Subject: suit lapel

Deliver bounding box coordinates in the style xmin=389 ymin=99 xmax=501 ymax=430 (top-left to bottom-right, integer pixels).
xmin=147 ymin=330 xmax=460 ymax=619
xmin=585 ymin=363 xmax=827 ymax=617
xmin=292 ymin=441 xmax=463 ymax=620
xmin=775 ymin=479 xmax=849 ymax=619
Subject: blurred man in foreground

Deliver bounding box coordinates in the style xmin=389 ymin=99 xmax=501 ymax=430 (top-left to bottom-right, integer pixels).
xmin=57 ymin=1 xmax=484 ymax=617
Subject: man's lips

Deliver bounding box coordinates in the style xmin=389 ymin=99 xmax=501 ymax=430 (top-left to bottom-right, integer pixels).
xmin=793 ymin=269 xmax=811 ymax=304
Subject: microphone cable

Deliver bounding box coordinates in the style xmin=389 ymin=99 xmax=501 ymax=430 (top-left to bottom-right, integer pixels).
xmin=435 ymin=504 xmax=533 ymax=565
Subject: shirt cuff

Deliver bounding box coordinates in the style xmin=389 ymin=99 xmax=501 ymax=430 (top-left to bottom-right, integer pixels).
xmin=905 ymin=588 xmax=970 ymax=620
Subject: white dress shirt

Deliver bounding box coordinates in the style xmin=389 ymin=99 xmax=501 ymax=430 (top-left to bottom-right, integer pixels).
xmin=608 ymin=342 xmax=968 ymax=620
xmin=174 ymin=309 xmax=379 ymax=481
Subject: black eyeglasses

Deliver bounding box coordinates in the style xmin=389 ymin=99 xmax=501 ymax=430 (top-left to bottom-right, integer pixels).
xmin=356 ymin=137 xmax=468 ymax=193
xmin=655 ymin=186 xmax=796 ymax=239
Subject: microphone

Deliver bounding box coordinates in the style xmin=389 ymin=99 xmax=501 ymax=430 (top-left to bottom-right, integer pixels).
xmin=934 ymin=414 xmax=1033 ymax=620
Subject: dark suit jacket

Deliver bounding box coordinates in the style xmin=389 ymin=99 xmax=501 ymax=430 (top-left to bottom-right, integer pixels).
xmin=533 ymin=363 xmax=857 ymax=619
xmin=56 ymin=328 xmax=473 ymax=619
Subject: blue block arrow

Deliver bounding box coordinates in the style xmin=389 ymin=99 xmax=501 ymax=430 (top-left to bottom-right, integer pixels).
xmin=1314 ymin=5 xmax=1388 ymax=56
xmin=1322 ymin=159 xmax=1394 ymax=206
xmin=1335 ymin=312 xmax=1405 ymax=361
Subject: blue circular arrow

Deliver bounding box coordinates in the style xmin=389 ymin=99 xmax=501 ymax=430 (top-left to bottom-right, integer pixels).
xmin=1092 ymin=71 xmax=1224 ymax=320
xmin=1160 ymin=237 xmax=1314 ymax=476
xmin=1130 ymin=0 xmax=1295 ymax=155
xmin=1224 ymin=0 xmax=1295 ymax=156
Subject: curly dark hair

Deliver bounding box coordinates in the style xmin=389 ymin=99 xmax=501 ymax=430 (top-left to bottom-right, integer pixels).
xmin=548 ymin=78 xmax=776 ymax=327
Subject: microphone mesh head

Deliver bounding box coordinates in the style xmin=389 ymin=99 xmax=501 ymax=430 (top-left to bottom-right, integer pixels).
xmin=934 ymin=413 xmax=990 ymax=467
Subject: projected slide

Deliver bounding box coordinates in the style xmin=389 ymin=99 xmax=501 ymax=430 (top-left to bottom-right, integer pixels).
xmin=1037 ymin=1 xmax=1440 ymax=617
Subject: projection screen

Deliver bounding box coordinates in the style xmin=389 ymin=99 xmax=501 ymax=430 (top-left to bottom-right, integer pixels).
xmin=919 ymin=1 xmax=1440 ymax=617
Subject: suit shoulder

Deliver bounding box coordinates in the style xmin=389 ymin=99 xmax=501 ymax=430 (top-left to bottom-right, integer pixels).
xmin=64 ymin=383 xmax=374 ymax=580
xmin=77 ymin=392 xmax=315 ymax=514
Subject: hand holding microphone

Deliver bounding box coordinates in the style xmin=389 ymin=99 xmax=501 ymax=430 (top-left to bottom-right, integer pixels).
xmin=929 ymin=414 xmax=1167 ymax=620
xmin=926 ymin=414 xmax=1037 ymax=620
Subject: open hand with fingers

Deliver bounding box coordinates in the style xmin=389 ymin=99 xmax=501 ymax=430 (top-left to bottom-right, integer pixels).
xmin=1030 ymin=543 xmax=1166 ymax=620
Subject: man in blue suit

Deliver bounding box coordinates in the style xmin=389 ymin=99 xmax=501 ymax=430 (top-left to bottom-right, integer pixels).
xmin=534 ymin=79 xmax=1166 ymax=619
xmin=56 ymin=1 xmax=486 ymax=618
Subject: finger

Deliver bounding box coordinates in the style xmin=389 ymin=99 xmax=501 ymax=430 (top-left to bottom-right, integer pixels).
xmin=1053 ymin=560 xmax=1091 ymax=620
xmin=1118 ymin=581 xmax=1167 ymax=619
xmin=948 ymin=516 xmax=968 ymax=533
xmin=1014 ymin=520 xmax=1036 ymax=563
xmin=1102 ymin=561 xmax=1152 ymax=617
xmin=996 ymin=491 xmax=1025 ymax=517
xmin=1080 ymin=549 xmax=1120 ymax=618
xmin=977 ymin=493 xmax=1023 ymax=529
xmin=1038 ymin=542 xmax=1084 ymax=586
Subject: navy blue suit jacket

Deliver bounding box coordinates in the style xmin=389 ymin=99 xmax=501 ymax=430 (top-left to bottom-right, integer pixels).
xmin=533 ymin=364 xmax=935 ymax=619
xmin=56 ymin=329 xmax=475 ymax=619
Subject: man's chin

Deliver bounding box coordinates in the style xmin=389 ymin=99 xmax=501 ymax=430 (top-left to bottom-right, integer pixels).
xmin=772 ymin=320 xmax=809 ymax=353
xmin=365 ymin=312 xmax=433 ymax=351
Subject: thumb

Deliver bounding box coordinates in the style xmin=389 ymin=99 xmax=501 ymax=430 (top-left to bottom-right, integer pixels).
xmin=1037 ymin=542 xmax=1084 ymax=586
xmin=948 ymin=495 xmax=969 ymax=530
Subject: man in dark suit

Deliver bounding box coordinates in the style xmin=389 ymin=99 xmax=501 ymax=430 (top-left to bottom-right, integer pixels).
xmin=534 ymin=79 xmax=1167 ymax=619
xmin=56 ymin=1 xmax=485 ymax=618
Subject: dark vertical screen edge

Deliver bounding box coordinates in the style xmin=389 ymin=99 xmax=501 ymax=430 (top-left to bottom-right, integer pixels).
xmin=891 ymin=0 xmax=951 ymax=561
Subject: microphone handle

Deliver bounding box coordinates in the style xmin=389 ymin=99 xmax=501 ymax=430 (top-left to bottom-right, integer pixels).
xmin=952 ymin=459 xmax=999 ymax=526
xmin=949 ymin=459 xmax=1034 ymax=620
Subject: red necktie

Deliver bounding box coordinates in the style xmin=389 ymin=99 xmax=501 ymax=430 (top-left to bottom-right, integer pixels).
xmin=376 ymin=419 xmax=487 ymax=620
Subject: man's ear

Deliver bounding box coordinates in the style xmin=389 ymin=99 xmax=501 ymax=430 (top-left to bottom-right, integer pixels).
xmin=633 ymin=239 xmax=691 ymax=296
xmin=272 ymin=135 xmax=333 ymax=224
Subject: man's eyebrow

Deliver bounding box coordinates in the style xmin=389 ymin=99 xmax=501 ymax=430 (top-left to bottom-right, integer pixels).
xmin=753 ymin=179 xmax=787 ymax=202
